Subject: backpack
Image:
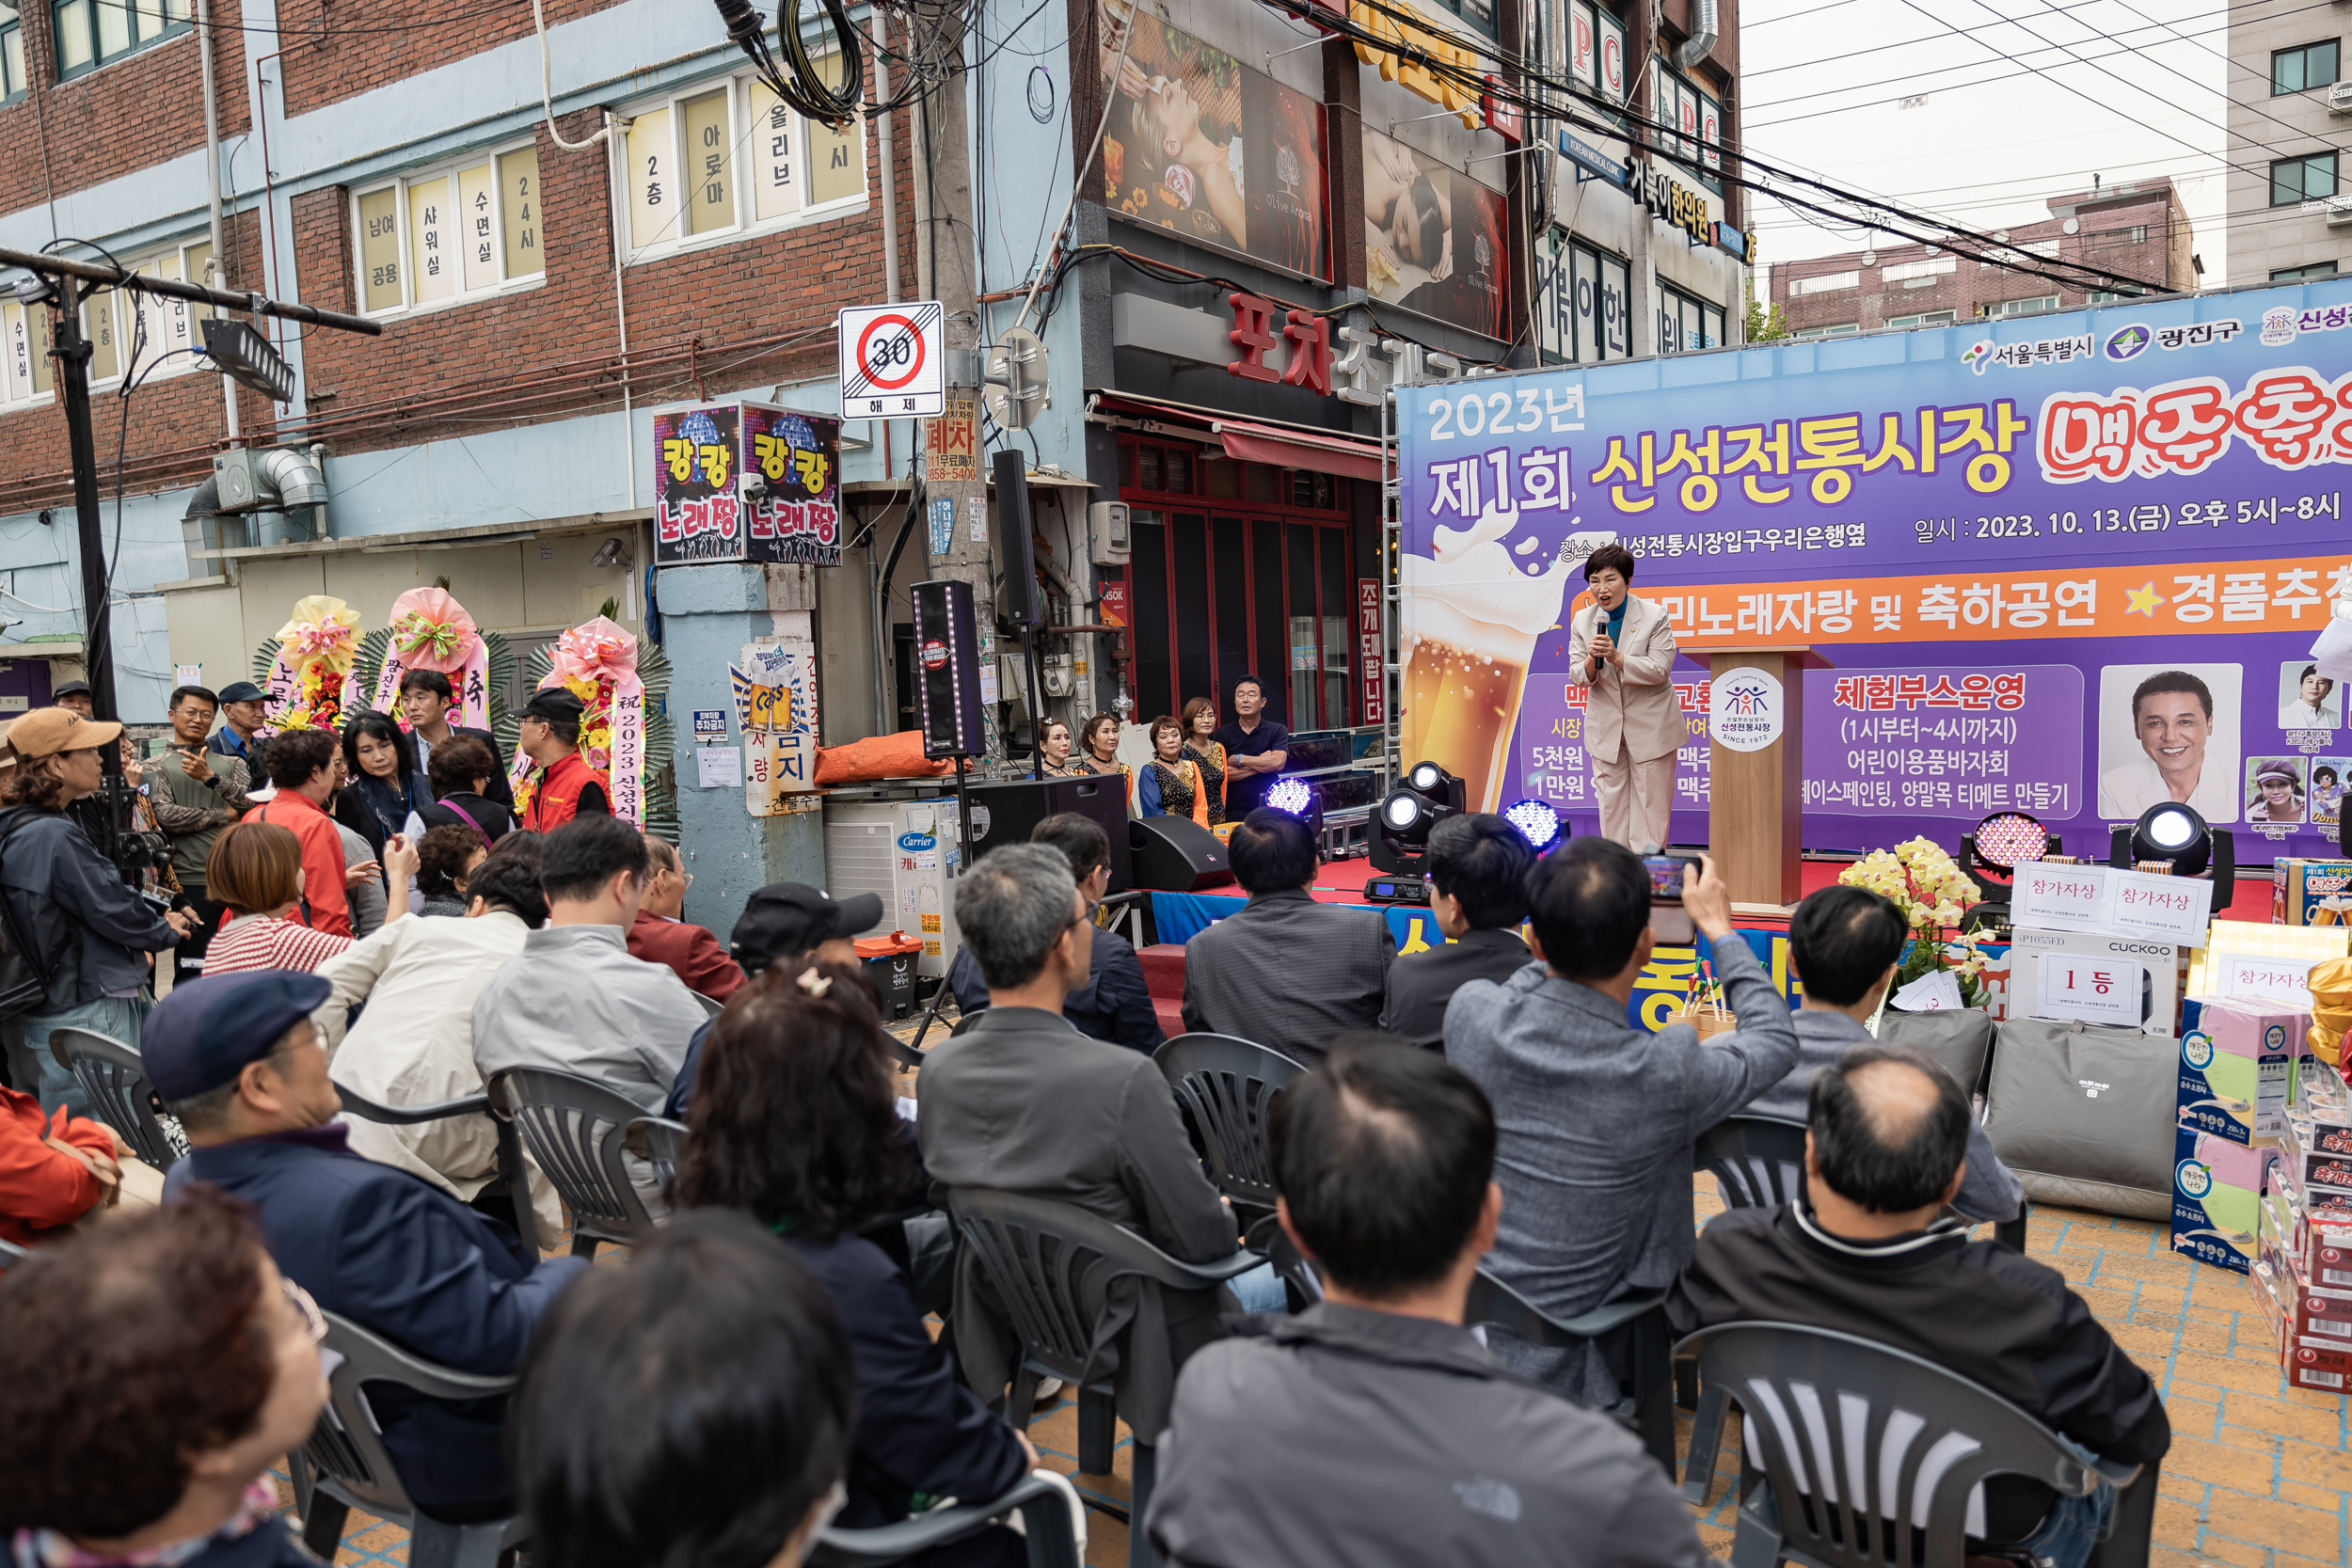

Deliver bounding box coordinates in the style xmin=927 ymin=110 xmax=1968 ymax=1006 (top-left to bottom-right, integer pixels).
xmin=0 ymin=809 xmax=59 ymax=1021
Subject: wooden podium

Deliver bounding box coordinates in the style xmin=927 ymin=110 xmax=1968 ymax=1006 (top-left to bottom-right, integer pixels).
xmin=1683 ymin=644 xmax=1835 ymax=907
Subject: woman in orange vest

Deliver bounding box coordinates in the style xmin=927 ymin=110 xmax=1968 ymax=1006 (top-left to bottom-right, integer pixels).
xmin=515 ymin=688 xmax=613 ymax=833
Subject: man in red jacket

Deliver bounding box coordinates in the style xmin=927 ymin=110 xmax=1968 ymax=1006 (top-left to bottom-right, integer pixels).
xmin=250 ymin=728 xmax=353 ymax=939
xmin=0 ymin=1084 xmax=131 ymax=1244
xmin=626 ymin=836 xmax=745 ymax=1002
xmin=516 ymin=689 xmax=612 ymax=834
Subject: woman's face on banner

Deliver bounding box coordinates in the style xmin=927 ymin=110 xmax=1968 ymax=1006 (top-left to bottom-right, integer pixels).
xmin=2263 ymin=775 xmax=2296 ymax=809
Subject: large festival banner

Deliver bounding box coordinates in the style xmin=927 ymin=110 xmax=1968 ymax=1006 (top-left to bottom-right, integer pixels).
xmin=1396 ymin=280 xmax=2352 ymax=859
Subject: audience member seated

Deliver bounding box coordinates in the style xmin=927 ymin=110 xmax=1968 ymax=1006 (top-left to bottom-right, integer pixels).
xmin=676 ymin=961 xmax=1035 ymax=1564
xmin=921 ymin=843 xmax=1269 ymax=1444
xmin=626 ymin=835 xmax=746 ymax=1002
xmin=471 ymin=816 xmax=702 ymax=1211
xmin=1182 ymin=809 xmax=1393 ymax=1065
xmin=1147 ymin=1043 xmax=1712 ymax=1568
xmin=413 ymin=824 xmax=487 ymax=918
xmin=948 ymin=812 xmax=1162 ymax=1053
xmin=511 ymin=1212 xmax=853 ymax=1568
xmin=316 ymin=840 xmax=561 ymax=1239
xmin=201 ymin=821 xmax=404 ymax=976
xmin=154 ymin=970 xmax=589 ymax=1525
xmin=413 ymin=736 xmax=519 ymax=845
xmin=1446 ymin=841 xmax=1798 ymax=1405
xmin=1745 ymin=886 xmax=2023 ymax=1223
xmin=1668 ymin=1045 xmax=2169 ymax=1568
xmin=0 ymin=1189 xmax=328 ymax=1568
xmin=664 ymin=879 xmax=879 ymax=1119
xmin=0 ymin=1073 xmax=142 ymax=1243
xmin=1379 ymin=814 xmax=1535 ymax=1050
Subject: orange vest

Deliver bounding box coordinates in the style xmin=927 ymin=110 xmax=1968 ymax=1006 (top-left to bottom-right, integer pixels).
xmin=525 ymin=752 xmax=612 ymax=833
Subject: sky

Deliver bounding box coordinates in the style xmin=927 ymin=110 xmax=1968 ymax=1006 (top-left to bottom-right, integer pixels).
xmin=1737 ymin=0 xmax=2256 ymax=287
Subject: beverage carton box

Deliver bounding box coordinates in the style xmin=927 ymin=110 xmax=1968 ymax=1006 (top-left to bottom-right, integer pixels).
xmin=2274 ymin=859 xmax=2352 ymax=928
xmin=2171 ymin=1127 xmax=2280 ymax=1272
xmin=2179 ymin=997 xmax=2298 ymax=1144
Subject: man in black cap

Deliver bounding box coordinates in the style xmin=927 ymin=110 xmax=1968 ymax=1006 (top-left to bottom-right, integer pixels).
xmin=49 ymin=680 xmax=94 ymax=718
xmin=662 ymin=879 xmax=882 ymax=1119
xmin=155 ymin=968 xmax=589 ymax=1524
xmin=515 ymin=688 xmax=611 ymax=833
xmin=206 ymin=680 xmax=269 ymax=764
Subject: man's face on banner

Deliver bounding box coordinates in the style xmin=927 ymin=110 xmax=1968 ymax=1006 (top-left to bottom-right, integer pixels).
xmin=2134 ymin=689 xmax=2211 ymax=787
xmin=2303 ymin=670 xmax=2332 ymax=708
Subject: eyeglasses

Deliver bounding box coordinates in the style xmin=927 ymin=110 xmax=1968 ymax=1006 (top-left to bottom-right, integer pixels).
xmin=282 ymin=1278 xmax=327 ymax=1347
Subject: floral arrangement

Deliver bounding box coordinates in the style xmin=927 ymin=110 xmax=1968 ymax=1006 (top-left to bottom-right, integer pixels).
xmin=505 ymin=616 xmax=677 ymax=838
xmin=251 ymin=595 xmax=362 ymax=735
xmin=350 ymin=587 xmax=512 ymax=735
xmin=1838 ymin=836 xmax=1991 ymax=1006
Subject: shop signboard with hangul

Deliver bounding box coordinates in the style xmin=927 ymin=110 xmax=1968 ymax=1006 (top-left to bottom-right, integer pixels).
xmin=655 ymin=401 xmax=844 ymax=567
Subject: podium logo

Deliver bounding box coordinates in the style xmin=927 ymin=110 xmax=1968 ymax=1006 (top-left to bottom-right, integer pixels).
xmin=1708 ymin=669 xmax=1786 ymax=753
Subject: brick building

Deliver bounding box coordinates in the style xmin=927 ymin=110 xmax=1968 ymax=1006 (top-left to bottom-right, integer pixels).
xmin=1768 ymin=176 xmax=2198 ymax=341
xmin=2222 ymin=0 xmax=2348 ymax=285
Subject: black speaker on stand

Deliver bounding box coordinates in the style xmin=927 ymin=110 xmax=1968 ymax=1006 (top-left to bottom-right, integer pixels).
xmin=993 ymin=450 xmax=1049 ymax=779
xmin=965 ymin=775 xmax=1136 ymax=891
xmin=1131 ymin=816 xmax=1234 ymax=892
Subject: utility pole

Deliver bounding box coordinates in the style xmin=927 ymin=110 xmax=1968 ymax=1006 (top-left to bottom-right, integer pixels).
xmin=907 ymin=0 xmax=1004 ymax=764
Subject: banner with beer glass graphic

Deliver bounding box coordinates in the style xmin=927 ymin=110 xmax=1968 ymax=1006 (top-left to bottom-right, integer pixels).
xmin=1395 ymin=278 xmax=2352 ymax=859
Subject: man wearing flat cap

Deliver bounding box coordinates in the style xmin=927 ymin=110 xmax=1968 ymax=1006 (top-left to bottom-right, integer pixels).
xmin=514 ymin=688 xmax=612 ymax=834
xmin=158 ymin=968 xmax=588 ymax=1524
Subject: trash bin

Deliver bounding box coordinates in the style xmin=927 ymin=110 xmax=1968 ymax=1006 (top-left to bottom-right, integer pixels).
xmin=855 ymin=932 xmax=921 ymax=1020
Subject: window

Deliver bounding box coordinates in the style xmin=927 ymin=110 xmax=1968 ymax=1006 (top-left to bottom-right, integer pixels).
xmin=1884 ymin=309 xmax=1955 ymax=329
xmin=1792 ymin=323 xmax=1858 ymax=340
xmin=1 ymin=1 xmax=25 ymax=102
xmin=1423 ymin=0 xmax=1496 ymax=40
xmin=353 ymin=142 xmax=544 ymax=317
xmin=2273 ymin=151 xmax=2338 ymax=207
xmin=623 ymin=66 xmax=865 ymax=262
xmin=1981 ymin=295 xmax=2059 ymax=319
xmin=1649 ymin=61 xmax=1720 ymax=192
xmin=0 ymin=237 xmax=209 ymax=411
xmin=2273 ymin=261 xmax=2342 ymax=281
xmin=2129 ymin=224 xmax=2147 ymax=244
xmin=1881 ymin=257 xmax=1955 ymax=286
xmin=1534 ymin=228 xmax=1629 ymax=364
xmin=1657 ymin=279 xmax=1724 ymax=355
xmin=52 ymin=0 xmax=186 ymax=78
xmin=2274 ymin=40 xmax=2340 ymax=94
xmin=1564 ymin=0 xmax=1628 ymax=121
xmin=1788 ymin=270 xmax=1857 ymax=297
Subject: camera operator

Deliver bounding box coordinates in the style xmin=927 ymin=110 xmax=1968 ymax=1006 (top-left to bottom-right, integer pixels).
xmin=0 ymin=708 xmax=194 ymax=1119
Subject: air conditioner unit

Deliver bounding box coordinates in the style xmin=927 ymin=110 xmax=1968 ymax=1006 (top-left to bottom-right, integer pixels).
xmin=2330 ymin=80 xmax=2352 ymax=111
xmin=2328 ymin=196 xmax=2352 ymax=225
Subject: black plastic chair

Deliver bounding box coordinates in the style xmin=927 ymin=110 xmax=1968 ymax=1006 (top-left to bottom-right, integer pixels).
xmin=0 ymin=1238 xmax=24 ymax=1269
xmin=947 ymin=1186 xmax=1259 ymax=1568
xmin=1241 ymin=1211 xmax=1321 ymax=1310
xmin=1151 ymin=1033 xmax=1305 ymax=1221
xmin=625 ymin=1115 xmax=689 ymax=1196
xmin=1677 ymin=1322 xmax=2151 ymax=1568
xmin=1696 ymin=1112 xmax=2031 ymax=1253
xmin=47 ymin=1027 xmax=184 ymax=1166
xmin=290 ymin=1308 xmax=525 ymax=1568
xmin=335 ymin=1083 xmax=492 ymax=1126
xmin=1464 ymin=1269 xmax=1676 ymax=1479
xmin=812 ymin=1473 xmax=1083 ymax=1568
xmin=485 ymin=1068 xmax=664 ymax=1259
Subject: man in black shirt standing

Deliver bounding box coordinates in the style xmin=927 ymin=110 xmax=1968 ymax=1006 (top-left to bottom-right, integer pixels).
xmin=1212 ymin=675 xmax=1291 ymax=820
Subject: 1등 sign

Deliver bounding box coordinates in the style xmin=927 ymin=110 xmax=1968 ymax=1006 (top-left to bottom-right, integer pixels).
xmin=653 ymin=401 xmax=845 ymax=567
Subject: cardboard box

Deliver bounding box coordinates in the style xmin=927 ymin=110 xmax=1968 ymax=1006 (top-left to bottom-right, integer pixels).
xmin=2250 ymin=1255 xmax=2289 ymax=1339
xmin=2010 ymin=928 xmax=2187 ymax=1037
xmin=2171 ymin=1127 xmax=2280 ymax=1272
xmin=2179 ymin=997 xmax=2299 ymax=1144
xmin=2275 ymin=859 xmax=2352 ymax=928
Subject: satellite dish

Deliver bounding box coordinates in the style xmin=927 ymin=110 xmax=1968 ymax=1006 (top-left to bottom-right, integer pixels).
xmin=2062 ymin=217 xmax=2080 ymax=234
xmin=1861 ymin=250 xmax=1879 ymax=267
xmin=1994 ymin=230 xmax=2010 ymax=243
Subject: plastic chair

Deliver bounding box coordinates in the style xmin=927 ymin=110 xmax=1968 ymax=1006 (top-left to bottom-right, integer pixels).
xmin=0 ymin=1238 xmax=24 ymax=1269
xmin=335 ymin=1084 xmax=492 ymax=1126
xmin=625 ymin=1115 xmax=689 ymax=1196
xmin=812 ymin=1473 xmax=1083 ymax=1568
xmin=485 ymin=1068 xmax=664 ymax=1259
xmin=1676 ymin=1322 xmax=2150 ymax=1568
xmin=1696 ymin=1112 xmax=2031 ymax=1252
xmin=691 ymin=990 xmax=725 ymax=1021
xmin=1151 ymin=1033 xmax=1305 ymax=1220
xmin=1464 ymin=1268 xmax=1676 ymax=1479
xmin=47 ymin=1027 xmax=184 ymax=1167
xmin=1241 ymin=1211 xmax=1321 ymax=1310
xmin=290 ymin=1308 xmax=525 ymax=1568
xmin=947 ymin=1186 xmax=1260 ymax=1568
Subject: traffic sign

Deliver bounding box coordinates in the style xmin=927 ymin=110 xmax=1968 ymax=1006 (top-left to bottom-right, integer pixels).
xmin=838 ymin=300 xmax=946 ymax=419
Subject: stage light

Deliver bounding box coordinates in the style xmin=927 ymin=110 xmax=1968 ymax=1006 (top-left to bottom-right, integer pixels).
xmin=1971 ymin=811 xmax=2049 ymax=872
xmin=1407 ymin=759 xmax=1447 ymax=794
xmin=1266 ymin=777 xmax=1313 ymax=816
xmin=1404 ymin=760 xmax=1468 ymax=813
xmin=1502 ymin=798 xmax=1564 ymax=851
xmin=1380 ymin=788 xmax=1434 ymax=839
xmin=2132 ymin=802 xmax=2210 ymax=877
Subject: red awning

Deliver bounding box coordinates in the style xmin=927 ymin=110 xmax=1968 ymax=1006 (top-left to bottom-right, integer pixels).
xmin=1092 ymin=394 xmax=1389 ymax=482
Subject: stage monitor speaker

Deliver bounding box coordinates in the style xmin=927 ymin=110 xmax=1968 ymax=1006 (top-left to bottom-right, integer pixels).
xmin=910 ymin=578 xmax=985 ymax=759
xmin=993 ymin=449 xmax=1042 ymax=629
xmin=963 ymin=775 xmax=1136 ymax=893
xmin=1131 ymin=815 xmax=1233 ymax=892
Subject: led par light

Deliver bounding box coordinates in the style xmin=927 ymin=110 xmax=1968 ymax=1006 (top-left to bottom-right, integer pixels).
xmin=1502 ymin=798 xmax=1565 ymax=852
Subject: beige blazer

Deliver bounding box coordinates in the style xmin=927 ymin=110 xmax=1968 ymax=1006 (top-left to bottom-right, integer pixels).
xmin=1567 ymin=592 xmax=1682 ymax=764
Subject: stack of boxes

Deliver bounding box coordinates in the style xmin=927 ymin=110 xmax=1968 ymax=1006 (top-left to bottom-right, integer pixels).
xmin=2253 ymin=1076 xmax=2352 ymax=1392
xmin=2172 ymin=996 xmax=2299 ymax=1274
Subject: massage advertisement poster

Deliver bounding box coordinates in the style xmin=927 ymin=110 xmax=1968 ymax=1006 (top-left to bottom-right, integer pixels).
xmin=1395 ymin=278 xmax=2352 ymax=858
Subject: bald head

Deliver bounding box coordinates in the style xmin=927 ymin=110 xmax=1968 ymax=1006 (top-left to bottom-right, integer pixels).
xmin=1808 ymin=1045 xmax=1969 ymax=1213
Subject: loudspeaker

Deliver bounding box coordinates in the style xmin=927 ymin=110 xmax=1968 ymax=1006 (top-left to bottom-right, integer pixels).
xmin=1131 ymin=815 xmax=1234 ymax=892
xmin=964 ymin=775 xmax=1135 ymax=893
xmin=993 ymin=449 xmax=1042 ymax=629
xmin=910 ymin=578 xmax=985 ymax=760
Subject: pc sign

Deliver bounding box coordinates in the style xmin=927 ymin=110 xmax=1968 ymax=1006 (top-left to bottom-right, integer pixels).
xmin=839 ymin=300 xmax=946 ymax=419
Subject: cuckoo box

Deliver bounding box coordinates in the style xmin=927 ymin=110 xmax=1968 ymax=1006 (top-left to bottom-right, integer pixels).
xmin=2172 ymin=1128 xmax=2282 ymax=1273
xmin=2275 ymin=859 xmax=2352 ymax=928
xmin=2179 ymin=998 xmax=2297 ymax=1144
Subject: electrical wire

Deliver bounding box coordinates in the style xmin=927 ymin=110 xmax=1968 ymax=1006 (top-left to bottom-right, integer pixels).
xmin=1014 ymin=0 xmax=1136 ymax=331
xmin=534 ymin=0 xmax=612 ymax=150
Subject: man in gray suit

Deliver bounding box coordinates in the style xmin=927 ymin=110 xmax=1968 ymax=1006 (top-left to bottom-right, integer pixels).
xmin=1446 ymin=838 xmax=1799 ymax=1406
xmin=1182 ymin=809 xmax=1394 ymax=1066
xmin=1744 ymin=884 xmax=2022 ymax=1223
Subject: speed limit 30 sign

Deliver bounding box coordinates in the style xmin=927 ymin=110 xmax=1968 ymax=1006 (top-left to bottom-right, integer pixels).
xmin=838 ymin=300 xmax=946 ymax=419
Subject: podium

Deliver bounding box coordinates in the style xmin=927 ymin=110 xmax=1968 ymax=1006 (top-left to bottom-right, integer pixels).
xmin=1682 ymin=644 xmax=1835 ymax=907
